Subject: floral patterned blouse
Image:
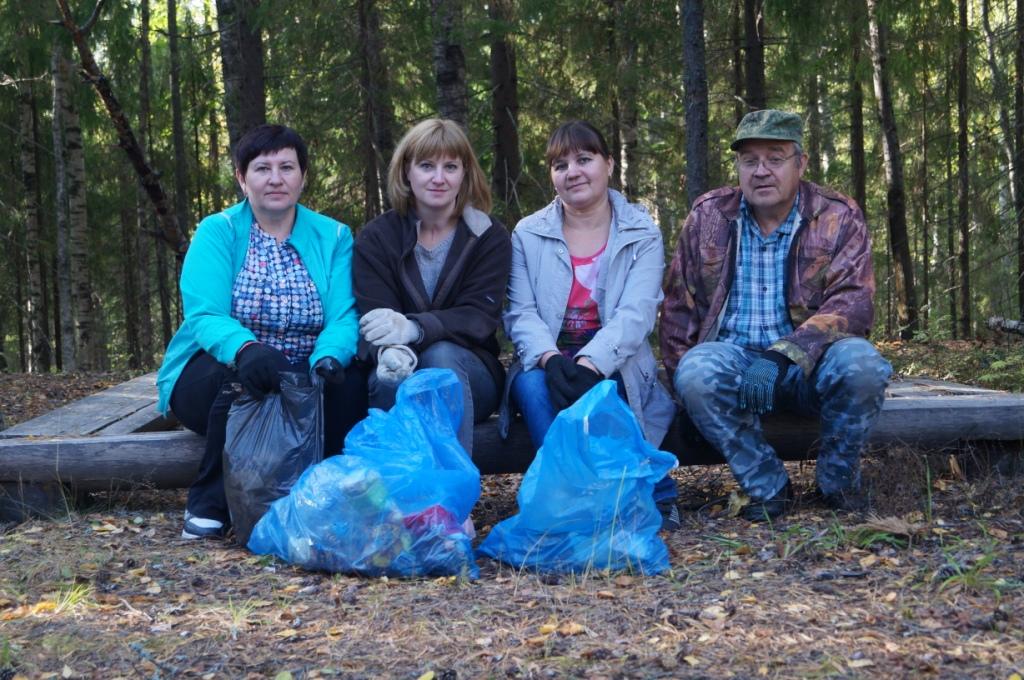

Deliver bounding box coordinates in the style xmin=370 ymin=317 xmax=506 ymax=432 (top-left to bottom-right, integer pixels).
xmin=231 ymin=222 xmax=324 ymax=363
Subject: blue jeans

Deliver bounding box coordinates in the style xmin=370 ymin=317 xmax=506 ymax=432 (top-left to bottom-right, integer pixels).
xmin=673 ymin=338 xmax=891 ymax=501
xmin=510 ymin=367 xmax=678 ymax=504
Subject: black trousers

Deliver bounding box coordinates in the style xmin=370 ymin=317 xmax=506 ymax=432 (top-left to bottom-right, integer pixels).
xmin=170 ymin=349 xmax=368 ymax=522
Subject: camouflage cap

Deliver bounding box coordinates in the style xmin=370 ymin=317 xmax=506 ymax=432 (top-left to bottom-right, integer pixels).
xmin=730 ymin=109 xmax=803 ymax=150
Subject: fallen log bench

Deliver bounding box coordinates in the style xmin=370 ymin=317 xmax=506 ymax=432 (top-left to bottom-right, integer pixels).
xmin=1 ymin=373 xmax=1023 ymax=509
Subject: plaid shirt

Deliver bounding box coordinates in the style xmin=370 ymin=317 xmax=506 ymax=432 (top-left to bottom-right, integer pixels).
xmin=716 ymin=194 xmax=801 ymax=350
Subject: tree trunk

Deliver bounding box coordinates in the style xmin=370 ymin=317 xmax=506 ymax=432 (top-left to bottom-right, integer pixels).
xmin=956 ymin=0 xmax=971 ymax=337
xmin=120 ymin=169 xmax=140 ymax=370
xmin=215 ymin=0 xmax=266 ymax=161
xmin=731 ymin=0 xmax=744 ymax=125
xmin=51 ymin=254 xmax=62 ymax=372
xmin=357 ymin=0 xmax=397 ymax=221
xmin=60 ymin=47 xmax=100 ymax=371
xmin=51 ymin=45 xmax=76 ymax=371
xmin=358 ymin=82 xmax=382 ymax=222
xmin=13 ymin=210 xmax=27 ymax=371
xmin=681 ymin=0 xmax=709 ymax=205
xmin=606 ymin=17 xmax=623 ymax=192
xmin=18 ymin=85 xmax=51 ymax=373
xmin=920 ymin=85 xmax=931 ymax=329
xmin=806 ymin=73 xmax=822 ymax=182
xmin=743 ymin=0 xmax=766 ymax=110
xmin=169 ymin=0 xmax=190 ymax=243
xmin=155 ymin=235 xmax=173 ymax=348
xmin=431 ymin=0 xmax=469 ymax=127
xmin=208 ymin=108 xmax=224 ymax=214
xmin=981 ymin=0 xmax=1017 ymax=208
xmin=866 ymin=0 xmax=919 ymax=339
xmin=137 ymin=0 xmax=155 ymax=365
xmin=945 ymin=66 xmax=958 ymax=338
xmin=849 ymin=2 xmax=867 ymax=213
xmin=1015 ymin=0 xmax=1024 ymax=319
xmin=489 ymin=0 xmax=522 ymax=223
xmin=55 ymin=0 xmax=188 ymax=256
xmin=612 ymin=0 xmax=640 ymax=201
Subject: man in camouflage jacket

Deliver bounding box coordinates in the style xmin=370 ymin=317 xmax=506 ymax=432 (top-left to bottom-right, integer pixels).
xmin=660 ymin=110 xmax=891 ymax=521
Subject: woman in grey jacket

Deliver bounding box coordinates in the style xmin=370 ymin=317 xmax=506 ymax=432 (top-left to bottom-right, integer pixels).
xmin=502 ymin=120 xmax=679 ymax=529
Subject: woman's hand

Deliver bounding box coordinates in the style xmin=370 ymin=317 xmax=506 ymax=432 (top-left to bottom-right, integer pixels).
xmin=545 ymin=354 xmax=605 ymax=411
xmin=544 ymin=354 xmax=577 ymax=411
xmin=313 ymin=357 xmax=346 ymax=384
xmin=360 ymin=308 xmax=420 ymax=346
xmin=575 ymin=356 xmax=601 ymax=376
xmin=376 ymin=345 xmax=418 ymax=386
xmin=236 ymin=343 xmax=284 ymax=398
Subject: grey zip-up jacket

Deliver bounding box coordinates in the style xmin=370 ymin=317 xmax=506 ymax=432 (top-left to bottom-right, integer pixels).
xmin=501 ymin=189 xmax=675 ymax=446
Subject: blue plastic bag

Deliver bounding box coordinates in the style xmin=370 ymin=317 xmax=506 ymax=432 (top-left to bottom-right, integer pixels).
xmin=248 ymin=368 xmax=480 ymax=578
xmin=478 ymin=380 xmax=677 ymax=575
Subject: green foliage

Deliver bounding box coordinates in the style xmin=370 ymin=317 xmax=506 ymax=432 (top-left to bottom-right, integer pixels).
xmin=1 ymin=0 xmax=1023 ymax=368
xmin=881 ymin=340 xmax=1024 ymax=392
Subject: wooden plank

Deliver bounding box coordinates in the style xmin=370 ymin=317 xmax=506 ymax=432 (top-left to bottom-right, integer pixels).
xmin=888 ymin=377 xmax=1007 ymax=396
xmin=97 ymin=409 xmax=178 ymax=436
xmin=3 ymin=391 xmax=1024 ymax=490
xmin=0 ymin=373 xmax=163 ymax=438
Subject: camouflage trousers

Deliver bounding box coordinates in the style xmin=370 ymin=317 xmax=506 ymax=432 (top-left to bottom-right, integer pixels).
xmin=673 ymin=338 xmax=891 ymax=500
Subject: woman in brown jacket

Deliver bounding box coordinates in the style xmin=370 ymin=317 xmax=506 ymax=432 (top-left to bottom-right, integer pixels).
xmin=353 ymin=119 xmax=511 ymax=457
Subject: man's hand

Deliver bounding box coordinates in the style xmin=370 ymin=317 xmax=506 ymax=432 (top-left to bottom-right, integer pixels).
xmin=313 ymin=357 xmax=346 ymax=384
xmin=359 ymin=308 xmax=420 ymax=346
xmin=236 ymin=343 xmax=283 ymax=398
xmin=738 ymin=350 xmax=790 ymax=415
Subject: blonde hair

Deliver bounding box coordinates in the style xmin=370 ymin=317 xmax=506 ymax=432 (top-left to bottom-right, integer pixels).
xmin=387 ymin=118 xmax=492 ymax=215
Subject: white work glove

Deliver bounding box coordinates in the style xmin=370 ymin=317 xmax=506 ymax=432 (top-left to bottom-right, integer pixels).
xmin=359 ymin=308 xmax=421 ymax=346
xmin=376 ymin=345 xmax=418 ymax=386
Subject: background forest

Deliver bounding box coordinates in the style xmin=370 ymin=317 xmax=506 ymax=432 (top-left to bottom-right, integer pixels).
xmin=1 ymin=0 xmax=1022 ymax=373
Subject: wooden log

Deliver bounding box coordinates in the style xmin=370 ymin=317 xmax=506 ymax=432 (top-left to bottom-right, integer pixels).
xmin=3 ymin=388 xmax=1024 ymax=491
xmin=987 ymin=316 xmax=1024 ymax=336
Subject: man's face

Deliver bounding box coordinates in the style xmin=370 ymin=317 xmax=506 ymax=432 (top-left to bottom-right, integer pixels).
xmin=736 ymin=140 xmax=808 ymax=218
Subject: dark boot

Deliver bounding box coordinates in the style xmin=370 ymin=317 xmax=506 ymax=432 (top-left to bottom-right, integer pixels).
xmin=742 ymin=481 xmax=793 ymax=522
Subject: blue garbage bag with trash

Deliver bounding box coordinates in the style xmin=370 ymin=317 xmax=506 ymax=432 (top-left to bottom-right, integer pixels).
xmin=248 ymin=368 xmax=480 ymax=578
xmin=478 ymin=380 xmax=677 ymax=574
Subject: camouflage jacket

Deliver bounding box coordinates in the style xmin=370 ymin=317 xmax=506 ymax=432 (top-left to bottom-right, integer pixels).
xmin=660 ymin=181 xmax=875 ymax=378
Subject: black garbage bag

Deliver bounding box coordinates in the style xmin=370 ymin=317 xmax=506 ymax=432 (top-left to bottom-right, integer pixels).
xmin=223 ymin=371 xmax=323 ymax=545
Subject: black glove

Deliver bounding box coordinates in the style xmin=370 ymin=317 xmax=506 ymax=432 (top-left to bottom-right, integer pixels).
xmin=544 ymin=354 xmax=578 ymax=411
xmin=567 ymin=362 xmax=603 ymax=401
xmin=738 ymin=350 xmax=790 ymax=415
xmin=313 ymin=357 xmax=346 ymax=384
xmin=236 ymin=343 xmax=283 ymax=398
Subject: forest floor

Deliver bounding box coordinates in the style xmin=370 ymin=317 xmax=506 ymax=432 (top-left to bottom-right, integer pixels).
xmin=1 ymin=340 xmax=1023 ymax=679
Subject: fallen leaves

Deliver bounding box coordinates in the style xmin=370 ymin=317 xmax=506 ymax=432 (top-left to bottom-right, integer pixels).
xmin=0 ymin=599 xmax=58 ymax=620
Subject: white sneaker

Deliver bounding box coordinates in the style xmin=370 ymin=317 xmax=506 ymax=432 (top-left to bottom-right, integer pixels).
xmin=181 ymin=510 xmax=227 ymax=539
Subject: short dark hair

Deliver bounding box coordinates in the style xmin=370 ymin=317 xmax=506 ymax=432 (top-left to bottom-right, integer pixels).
xmin=545 ymin=120 xmax=612 ymax=167
xmin=234 ymin=124 xmax=308 ymax=176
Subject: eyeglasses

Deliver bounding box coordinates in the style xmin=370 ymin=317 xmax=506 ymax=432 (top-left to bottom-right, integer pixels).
xmin=737 ymin=152 xmax=800 ymax=171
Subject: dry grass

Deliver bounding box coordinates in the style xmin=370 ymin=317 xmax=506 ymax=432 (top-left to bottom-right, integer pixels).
xmin=1 ymin=456 xmax=1022 ymax=679
xmin=2 ymin=342 xmax=1024 ymax=678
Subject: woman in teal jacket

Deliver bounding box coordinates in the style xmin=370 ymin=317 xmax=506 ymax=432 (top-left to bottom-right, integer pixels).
xmin=156 ymin=124 xmax=366 ymax=540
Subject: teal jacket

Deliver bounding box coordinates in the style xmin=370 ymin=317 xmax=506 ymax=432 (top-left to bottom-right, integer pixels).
xmin=156 ymin=200 xmax=358 ymax=415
